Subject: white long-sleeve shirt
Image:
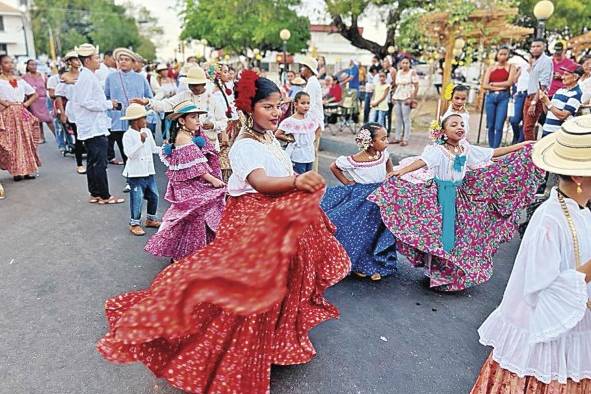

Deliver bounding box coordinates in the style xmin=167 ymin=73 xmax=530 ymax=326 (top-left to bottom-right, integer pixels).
xmin=69 ymin=67 xmax=113 ymax=140
xmin=122 ymin=127 xmax=160 ymax=178
xmin=148 ymin=89 xmax=228 ymax=150
xmin=304 ymin=76 xmax=325 ymax=131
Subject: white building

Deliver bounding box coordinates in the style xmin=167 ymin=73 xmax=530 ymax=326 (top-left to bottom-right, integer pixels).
xmin=0 ymin=0 xmax=34 ymax=58
xmin=309 ymin=24 xmax=374 ymax=71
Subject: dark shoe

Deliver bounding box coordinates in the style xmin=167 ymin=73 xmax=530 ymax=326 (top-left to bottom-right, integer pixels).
xmin=13 ymin=176 xmax=23 ymax=182
xmin=24 ymin=174 xmax=36 ymax=180
xmin=123 ymin=184 xmax=131 ymax=193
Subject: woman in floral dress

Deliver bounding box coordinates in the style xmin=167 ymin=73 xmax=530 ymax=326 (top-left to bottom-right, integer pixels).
xmin=97 ymin=71 xmax=350 ymax=393
xmin=369 ymin=113 xmax=543 ymax=291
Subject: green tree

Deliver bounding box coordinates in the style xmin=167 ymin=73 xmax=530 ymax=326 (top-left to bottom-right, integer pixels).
xmin=31 ymin=0 xmax=159 ymax=60
xmin=180 ymin=0 xmax=310 ymax=54
xmin=517 ymin=0 xmax=591 ymax=36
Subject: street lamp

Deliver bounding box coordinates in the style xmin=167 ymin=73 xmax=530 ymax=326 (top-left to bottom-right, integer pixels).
xmin=534 ymin=0 xmax=554 ymax=39
xmin=280 ymin=28 xmax=291 ymax=83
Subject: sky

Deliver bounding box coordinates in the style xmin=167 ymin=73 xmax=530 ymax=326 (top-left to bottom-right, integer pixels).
xmin=115 ymin=0 xmax=374 ymax=61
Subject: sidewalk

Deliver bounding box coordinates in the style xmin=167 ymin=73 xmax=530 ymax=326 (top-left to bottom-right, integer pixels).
xmin=320 ymin=100 xmax=499 ymax=164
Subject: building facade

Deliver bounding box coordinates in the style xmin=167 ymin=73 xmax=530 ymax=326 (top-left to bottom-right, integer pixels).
xmin=0 ymin=0 xmax=34 ymax=58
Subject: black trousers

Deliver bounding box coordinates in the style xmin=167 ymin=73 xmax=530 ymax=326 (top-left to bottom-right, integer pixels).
xmin=107 ymin=131 xmax=127 ymax=163
xmin=84 ymin=135 xmax=110 ymax=199
xmin=68 ymin=122 xmax=85 ymax=167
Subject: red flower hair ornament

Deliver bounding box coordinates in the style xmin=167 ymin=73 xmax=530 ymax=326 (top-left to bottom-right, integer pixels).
xmin=235 ymin=70 xmax=259 ymax=114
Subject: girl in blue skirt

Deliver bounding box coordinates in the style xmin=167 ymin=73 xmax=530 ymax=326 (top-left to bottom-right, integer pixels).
xmin=322 ymin=122 xmax=398 ymax=281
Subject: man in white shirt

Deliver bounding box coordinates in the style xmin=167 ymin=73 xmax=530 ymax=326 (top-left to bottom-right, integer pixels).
xmin=300 ymin=56 xmax=324 ymax=171
xmin=131 ymin=66 xmax=227 ymax=151
xmin=508 ymin=53 xmax=530 ymax=143
xmin=95 ymin=50 xmax=116 ymax=89
xmin=70 ymin=43 xmax=124 ymax=205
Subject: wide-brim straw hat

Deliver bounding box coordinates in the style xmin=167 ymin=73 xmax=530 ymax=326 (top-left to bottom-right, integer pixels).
xmin=156 ymin=63 xmax=168 ymax=72
xmin=167 ymin=100 xmax=207 ymax=120
xmin=75 ymin=43 xmax=98 ymax=57
xmin=291 ymin=76 xmax=306 ymax=86
xmin=120 ymin=103 xmax=149 ymax=120
xmin=298 ymin=56 xmax=319 ymax=76
xmin=63 ymin=51 xmax=79 ymax=61
xmin=113 ymin=47 xmax=139 ymax=62
xmin=532 ymin=114 xmax=591 ymax=176
xmin=184 ymin=65 xmax=208 ymax=85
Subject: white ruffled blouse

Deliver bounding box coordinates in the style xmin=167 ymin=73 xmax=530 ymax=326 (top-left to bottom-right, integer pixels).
xmin=478 ymin=188 xmax=591 ymax=384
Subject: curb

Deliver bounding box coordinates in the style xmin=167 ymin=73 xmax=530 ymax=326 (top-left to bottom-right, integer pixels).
xmin=320 ymin=136 xmax=417 ymax=165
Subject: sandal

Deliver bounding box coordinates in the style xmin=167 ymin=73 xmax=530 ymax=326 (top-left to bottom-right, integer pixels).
xmin=354 ymin=272 xmax=367 ymax=278
xmin=400 ymin=141 xmax=408 ymax=147
xmin=390 ymin=139 xmax=401 ymax=144
xmin=98 ymin=196 xmax=125 ymax=205
xmin=88 ymin=197 xmax=100 ymax=203
xmin=77 ymin=166 xmax=87 ymax=174
xmin=109 ymin=159 xmax=124 ymax=165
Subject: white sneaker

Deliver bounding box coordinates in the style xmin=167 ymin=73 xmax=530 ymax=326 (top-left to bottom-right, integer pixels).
xmin=123 ymin=184 xmax=131 ymax=193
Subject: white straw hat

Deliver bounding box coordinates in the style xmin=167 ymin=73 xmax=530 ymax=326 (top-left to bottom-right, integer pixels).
xmin=298 ymin=56 xmax=319 ymax=76
xmin=120 ymin=103 xmax=148 ymax=120
xmin=532 ymin=114 xmax=591 ymax=176
xmin=113 ymin=47 xmax=139 ymax=62
xmin=167 ymin=100 xmax=208 ymax=120
xmin=156 ymin=63 xmax=168 ymax=72
xmin=63 ymin=51 xmax=78 ymax=61
xmin=184 ymin=66 xmax=208 ymax=85
xmin=75 ymin=43 xmax=98 ymax=57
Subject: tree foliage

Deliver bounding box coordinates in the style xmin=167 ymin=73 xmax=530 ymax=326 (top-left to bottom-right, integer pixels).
xmin=517 ymin=0 xmax=591 ymax=36
xmin=180 ymin=0 xmax=310 ymax=54
xmin=31 ymin=0 xmax=160 ymax=61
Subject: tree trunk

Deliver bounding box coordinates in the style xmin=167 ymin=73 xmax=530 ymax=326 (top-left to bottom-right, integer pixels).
xmin=332 ymin=15 xmax=393 ymax=58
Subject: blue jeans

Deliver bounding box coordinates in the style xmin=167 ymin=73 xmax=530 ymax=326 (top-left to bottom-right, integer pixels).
xmin=363 ymin=92 xmax=373 ymax=122
xmin=370 ymin=109 xmax=387 ymax=128
xmin=54 ymin=118 xmax=66 ymax=149
xmin=128 ymin=175 xmax=159 ymax=226
xmin=485 ymin=90 xmax=510 ymax=148
xmin=509 ymin=91 xmax=527 ymax=144
xmin=293 ymin=162 xmax=313 ymax=174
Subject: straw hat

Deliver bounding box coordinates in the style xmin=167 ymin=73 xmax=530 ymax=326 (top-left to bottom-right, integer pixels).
xmin=167 ymin=100 xmax=207 ymax=120
xmin=291 ymin=76 xmax=306 ymax=86
xmin=63 ymin=51 xmax=78 ymax=61
xmin=298 ymin=56 xmax=319 ymax=76
xmin=184 ymin=66 xmax=208 ymax=85
xmin=75 ymin=43 xmax=98 ymax=57
xmin=156 ymin=63 xmax=168 ymax=72
xmin=532 ymin=114 xmax=591 ymax=176
xmin=120 ymin=103 xmax=149 ymax=120
xmin=113 ymin=47 xmax=138 ymax=62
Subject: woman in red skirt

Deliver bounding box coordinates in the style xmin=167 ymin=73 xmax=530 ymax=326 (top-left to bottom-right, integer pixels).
xmin=97 ymin=70 xmax=351 ymax=393
xmin=0 ymin=54 xmax=40 ymax=182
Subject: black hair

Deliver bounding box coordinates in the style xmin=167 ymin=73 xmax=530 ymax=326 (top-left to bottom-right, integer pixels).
xmin=293 ymin=91 xmax=310 ymax=103
xmin=25 ymin=59 xmax=36 ymax=72
xmin=531 ymin=38 xmax=546 ymax=45
xmin=360 ymin=122 xmax=386 ymax=140
xmin=0 ymin=54 xmax=10 ymax=63
xmin=58 ymin=66 xmax=67 ymax=75
xmin=558 ymin=174 xmax=574 ymax=182
xmin=441 ymin=113 xmax=463 ymax=129
xmin=104 ymin=50 xmax=113 ymax=57
xmin=78 ymin=55 xmax=91 ymax=66
xmin=252 ymin=77 xmax=281 ymax=107
xmin=451 ymin=84 xmax=469 ymax=96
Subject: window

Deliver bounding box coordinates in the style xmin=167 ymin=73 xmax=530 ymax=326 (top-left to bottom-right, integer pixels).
xmin=0 ymin=44 xmax=7 ymax=54
xmin=0 ymin=16 xmax=4 ymax=32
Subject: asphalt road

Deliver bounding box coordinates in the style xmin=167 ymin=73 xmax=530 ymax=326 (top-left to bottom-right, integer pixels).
xmin=0 ymin=139 xmax=520 ymax=394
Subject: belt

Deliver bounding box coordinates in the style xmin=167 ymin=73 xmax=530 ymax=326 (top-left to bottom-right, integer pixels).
xmin=490 ymin=90 xmax=509 ymax=94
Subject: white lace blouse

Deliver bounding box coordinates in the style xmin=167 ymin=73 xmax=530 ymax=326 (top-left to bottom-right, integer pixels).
xmin=420 ymin=140 xmax=493 ymax=182
xmin=478 ymin=188 xmax=591 ymax=384
xmin=334 ymin=150 xmax=389 ymax=184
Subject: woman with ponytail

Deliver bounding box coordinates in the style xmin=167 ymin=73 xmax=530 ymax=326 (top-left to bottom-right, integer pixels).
xmin=98 ymin=71 xmax=350 ymax=393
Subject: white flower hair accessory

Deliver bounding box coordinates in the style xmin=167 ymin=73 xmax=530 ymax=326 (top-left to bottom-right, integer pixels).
xmin=355 ymin=128 xmax=372 ymax=151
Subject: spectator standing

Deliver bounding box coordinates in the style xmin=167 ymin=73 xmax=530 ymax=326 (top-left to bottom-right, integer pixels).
xmin=508 ymin=53 xmax=530 ymax=143
xmin=47 ymin=67 xmax=66 ymax=150
xmin=547 ymin=42 xmax=577 ymax=98
xmin=23 ymin=59 xmax=56 ymax=144
xmin=95 ymin=50 xmax=116 ymax=89
xmin=539 ymin=65 xmax=583 ymax=138
xmin=369 ymin=71 xmax=390 ymax=128
xmin=70 ymin=43 xmax=124 ymax=205
xmin=288 ymin=76 xmax=306 ymax=99
xmin=300 ymin=56 xmax=324 ymax=171
xmin=364 ymin=56 xmax=381 ymax=122
xmin=523 ymin=39 xmax=553 ymax=141
xmin=150 ymin=63 xmax=177 ymax=142
xmin=381 ymin=57 xmax=396 ymax=135
xmin=390 ymin=58 xmax=419 ymax=146
xmin=342 ymin=59 xmax=360 ymax=96
xmin=482 ymin=47 xmax=517 ymax=148
xmin=579 ymin=56 xmax=591 ymax=110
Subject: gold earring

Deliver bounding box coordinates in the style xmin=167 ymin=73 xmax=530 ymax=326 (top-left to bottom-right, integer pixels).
xmin=246 ymin=115 xmax=253 ymax=129
xmin=576 ymin=183 xmax=583 ymax=194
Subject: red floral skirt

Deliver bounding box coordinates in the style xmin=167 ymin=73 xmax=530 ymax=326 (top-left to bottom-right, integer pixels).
xmin=97 ymin=189 xmax=350 ymax=393
xmin=0 ymin=105 xmax=41 ymax=176
xmin=471 ymin=354 xmax=591 ymax=394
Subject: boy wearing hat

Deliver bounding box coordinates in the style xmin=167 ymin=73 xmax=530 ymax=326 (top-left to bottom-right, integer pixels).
xmin=539 ymin=64 xmax=584 ymax=138
xmin=121 ymin=103 xmax=161 ymax=236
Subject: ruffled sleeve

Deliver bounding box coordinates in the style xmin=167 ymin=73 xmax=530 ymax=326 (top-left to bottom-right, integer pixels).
xmin=163 ymin=144 xmax=212 ymax=182
xmin=334 ymin=155 xmax=353 ymax=170
xmin=229 ymin=139 xmax=265 ymax=182
xmin=466 ymin=142 xmax=494 ymax=168
xmin=522 ymin=217 xmax=589 ymax=343
xmin=420 ymin=144 xmax=442 ymax=171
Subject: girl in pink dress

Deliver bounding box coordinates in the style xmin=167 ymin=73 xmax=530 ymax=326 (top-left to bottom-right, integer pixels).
xmin=144 ymin=101 xmax=226 ymax=261
xmin=23 ymin=59 xmax=55 ymax=143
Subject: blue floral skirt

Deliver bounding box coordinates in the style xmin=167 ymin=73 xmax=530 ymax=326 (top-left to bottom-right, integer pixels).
xmin=321 ymin=183 xmax=397 ymax=277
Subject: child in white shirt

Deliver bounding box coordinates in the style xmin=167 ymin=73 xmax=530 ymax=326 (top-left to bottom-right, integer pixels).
xmin=121 ymin=104 xmax=161 ymax=236
xmin=443 ymin=85 xmax=471 ymax=136
xmin=275 ymin=91 xmax=321 ymax=174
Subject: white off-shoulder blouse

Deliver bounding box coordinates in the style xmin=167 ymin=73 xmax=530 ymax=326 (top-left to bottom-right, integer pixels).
xmin=477 ymin=188 xmax=591 ymax=384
